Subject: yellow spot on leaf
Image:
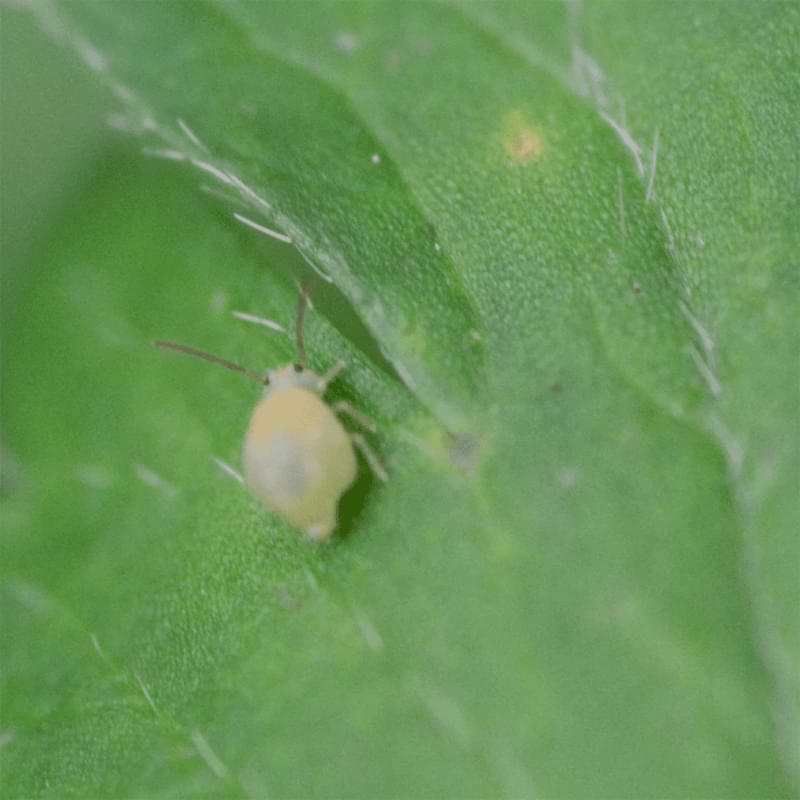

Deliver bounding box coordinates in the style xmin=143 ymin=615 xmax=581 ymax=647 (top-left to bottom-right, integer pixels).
xmin=501 ymin=111 xmax=544 ymax=164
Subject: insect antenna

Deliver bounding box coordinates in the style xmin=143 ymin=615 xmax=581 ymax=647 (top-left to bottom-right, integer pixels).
xmin=295 ymin=283 xmax=310 ymax=369
xmin=153 ymin=340 xmax=266 ymax=383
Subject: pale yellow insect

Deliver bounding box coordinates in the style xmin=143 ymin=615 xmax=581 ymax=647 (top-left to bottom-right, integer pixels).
xmin=154 ymin=289 xmax=385 ymax=541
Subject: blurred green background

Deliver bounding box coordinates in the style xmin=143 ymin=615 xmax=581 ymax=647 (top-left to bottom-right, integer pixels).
xmin=1 ymin=8 xmax=108 ymax=313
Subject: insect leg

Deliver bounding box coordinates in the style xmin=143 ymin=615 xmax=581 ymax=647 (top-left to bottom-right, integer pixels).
xmin=318 ymin=360 xmax=346 ymax=391
xmin=350 ymin=432 xmax=388 ymax=482
xmin=333 ymin=401 xmax=377 ymax=433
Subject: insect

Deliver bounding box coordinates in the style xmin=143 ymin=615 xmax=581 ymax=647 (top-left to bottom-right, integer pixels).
xmin=154 ymin=288 xmax=385 ymax=541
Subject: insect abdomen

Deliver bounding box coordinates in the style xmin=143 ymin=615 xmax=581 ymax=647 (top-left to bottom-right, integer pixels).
xmin=243 ymin=387 xmax=357 ymax=540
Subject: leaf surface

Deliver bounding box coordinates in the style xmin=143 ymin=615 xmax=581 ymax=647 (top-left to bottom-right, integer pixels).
xmin=3 ymin=2 xmax=798 ymax=797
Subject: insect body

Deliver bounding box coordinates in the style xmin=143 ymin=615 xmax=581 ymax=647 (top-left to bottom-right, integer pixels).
xmin=154 ymin=289 xmax=383 ymax=541
xmin=244 ymin=367 xmax=356 ymax=540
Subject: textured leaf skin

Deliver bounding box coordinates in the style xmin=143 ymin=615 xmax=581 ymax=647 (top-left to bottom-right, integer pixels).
xmin=2 ymin=2 xmax=798 ymax=798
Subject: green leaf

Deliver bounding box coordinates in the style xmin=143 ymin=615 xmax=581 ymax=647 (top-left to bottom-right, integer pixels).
xmin=3 ymin=2 xmax=798 ymax=797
